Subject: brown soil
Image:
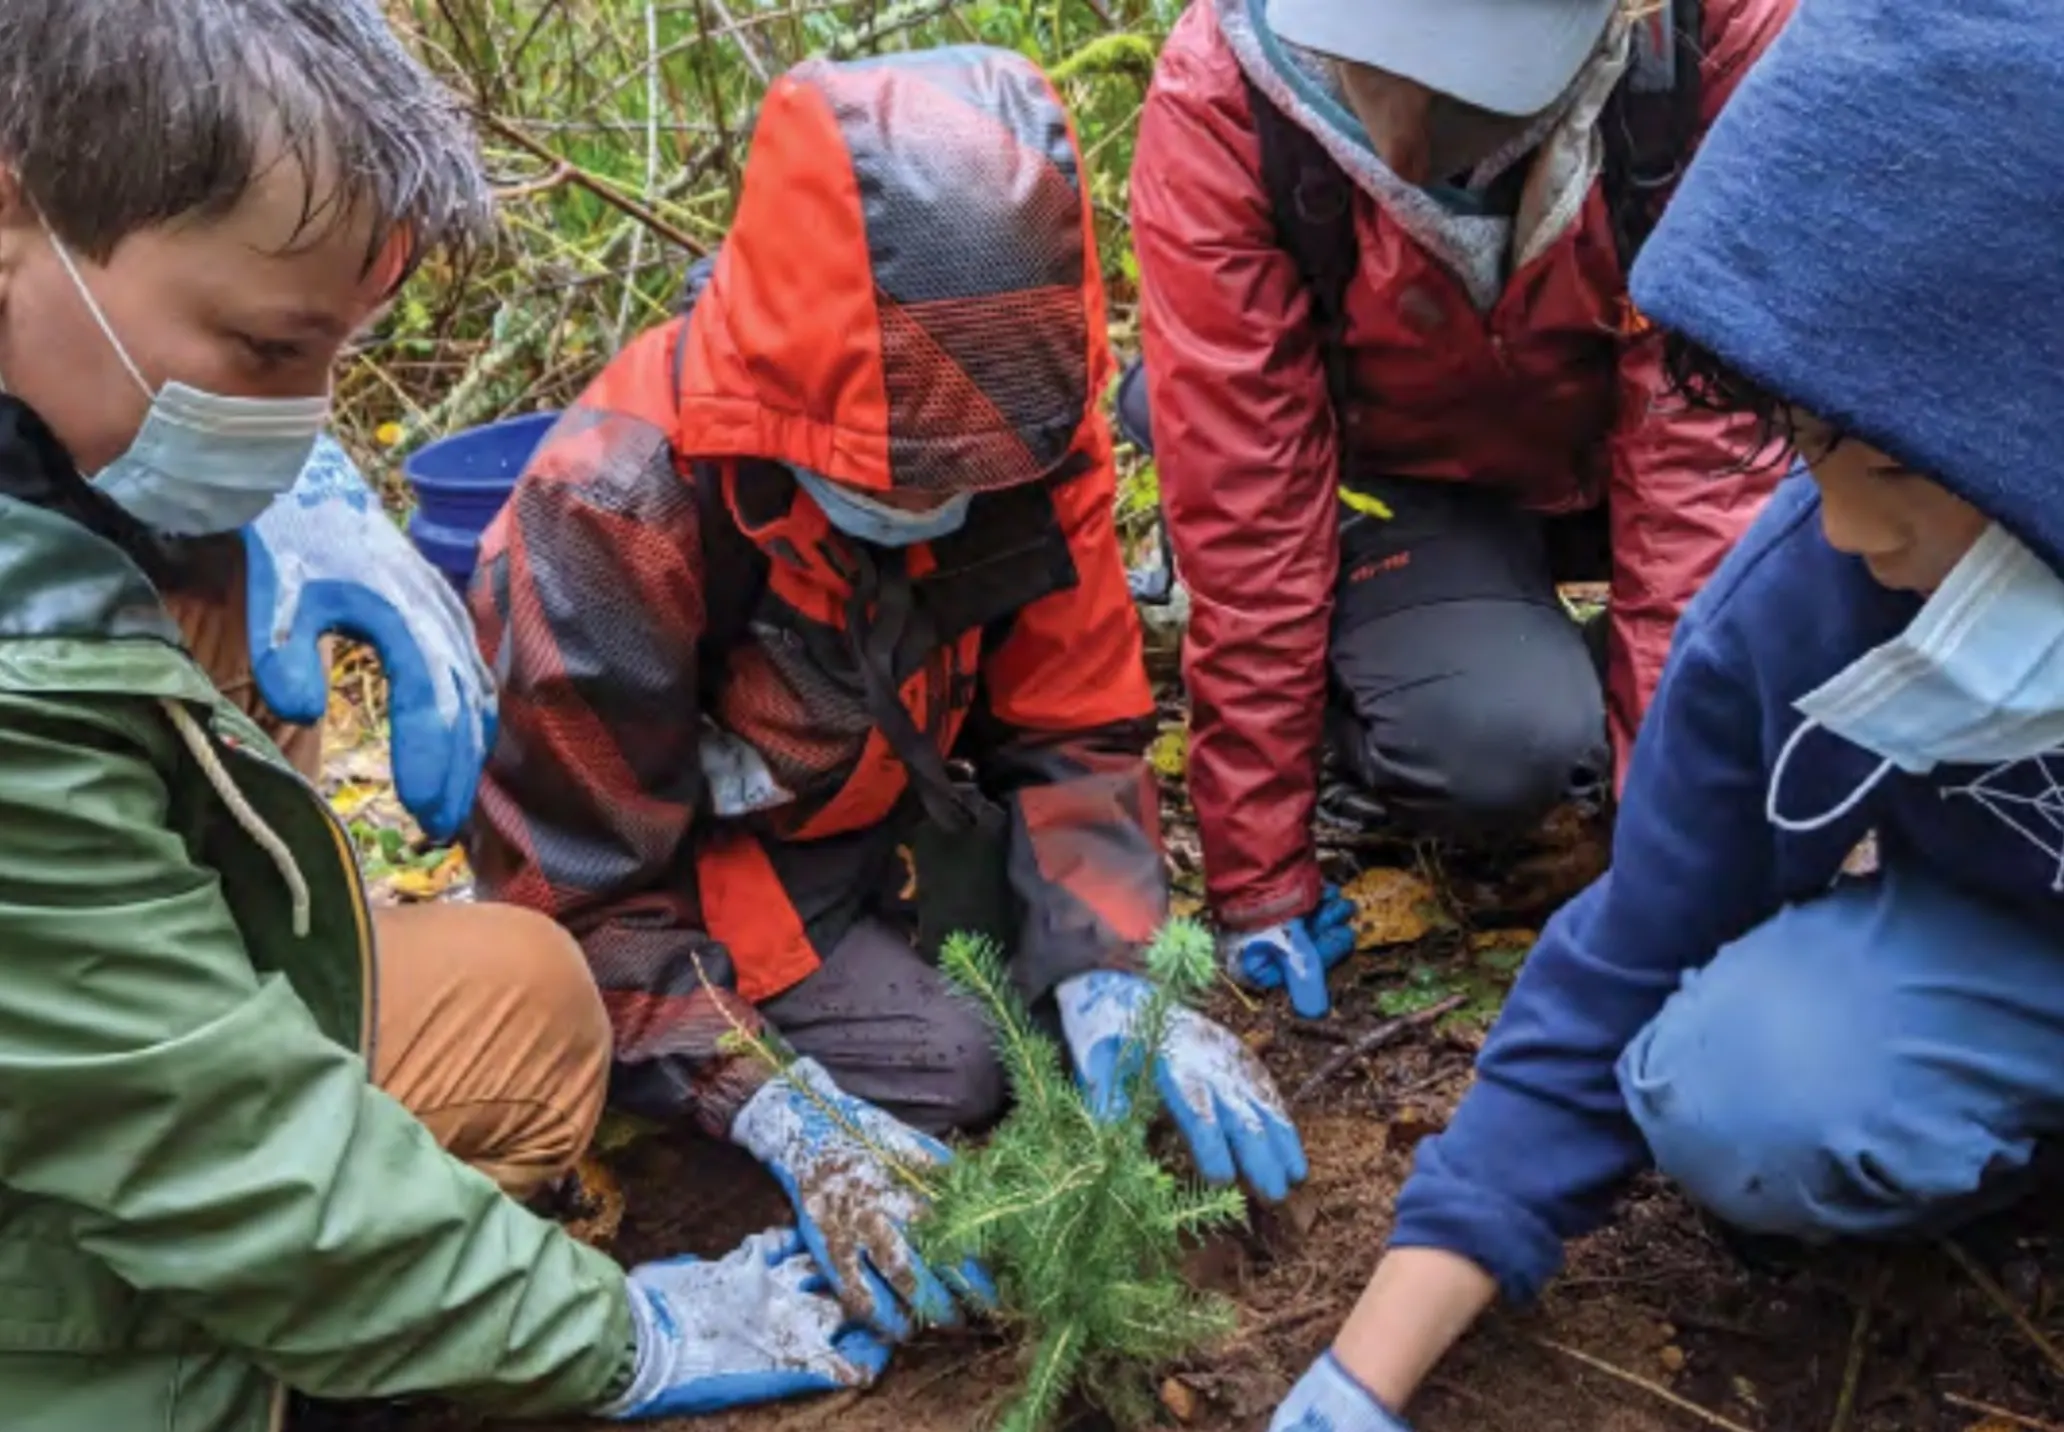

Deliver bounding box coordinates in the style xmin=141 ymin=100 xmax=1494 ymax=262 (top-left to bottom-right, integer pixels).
xmin=308 ymin=795 xmax=2064 ymax=1432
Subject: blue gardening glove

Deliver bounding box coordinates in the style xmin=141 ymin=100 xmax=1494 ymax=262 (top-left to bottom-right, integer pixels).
xmin=243 ymin=434 xmax=494 ymax=841
xmin=1055 ymin=970 xmax=1307 ymax=1202
xmin=1272 ymin=1353 xmax=1414 ymax=1432
xmin=1224 ymin=886 xmax=1359 ymax=1019
xmin=601 ymin=1227 xmax=892 ymax=1420
xmin=730 ymin=1058 xmax=996 ymax=1340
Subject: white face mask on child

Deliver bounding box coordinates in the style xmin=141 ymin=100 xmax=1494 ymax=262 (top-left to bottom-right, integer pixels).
xmin=1768 ymin=523 xmax=2064 ymax=831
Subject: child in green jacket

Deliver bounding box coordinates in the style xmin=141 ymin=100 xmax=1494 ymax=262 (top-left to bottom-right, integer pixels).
xmin=0 ymin=3 xmax=885 ymax=1426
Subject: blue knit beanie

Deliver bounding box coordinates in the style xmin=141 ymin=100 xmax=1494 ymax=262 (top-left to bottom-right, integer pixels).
xmin=1631 ymin=0 xmax=2064 ymax=573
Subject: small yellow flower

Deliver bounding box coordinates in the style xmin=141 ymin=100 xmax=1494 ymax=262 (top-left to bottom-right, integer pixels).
xmin=375 ymin=421 xmax=406 ymax=449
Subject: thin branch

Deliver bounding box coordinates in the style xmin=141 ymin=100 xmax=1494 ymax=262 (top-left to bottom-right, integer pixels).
xmin=1829 ymin=1259 xmax=1887 ymax=1432
xmin=1941 ymin=1238 xmax=2064 ymax=1381
xmin=1942 ymin=1392 xmax=2064 ymax=1432
xmin=507 ymin=0 xmax=573 ymax=76
xmin=1290 ymin=996 xmax=1467 ymax=1107
xmin=1532 ymin=1338 xmax=1756 ymax=1432
xmin=615 ymin=0 xmax=667 ymax=345
xmin=493 ymin=162 xmax=575 ymax=202
xmin=476 ymin=113 xmax=707 ymax=255
xmin=706 ymin=0 xmax=773 ymax=84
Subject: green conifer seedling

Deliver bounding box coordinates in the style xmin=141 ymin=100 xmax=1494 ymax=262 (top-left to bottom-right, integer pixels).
xmin=913 ymin=919 xmax=1245 ymax=1432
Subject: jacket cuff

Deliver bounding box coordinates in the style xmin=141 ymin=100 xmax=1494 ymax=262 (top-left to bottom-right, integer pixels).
xmin=1390 ymin=1070 xmax=1637 ymax=1303
xmin=1214 ymin=865 xmax=1324 ymax=934
xmin=1389 ymin=1170 xmax=1566 ymax=1306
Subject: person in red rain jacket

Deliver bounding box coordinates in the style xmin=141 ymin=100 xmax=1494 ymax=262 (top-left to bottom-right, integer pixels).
xmin=467 ymin=45 xmax=1309 ymax=1348
xmin=1129 ymin=0 xmax=1793 ymax=1017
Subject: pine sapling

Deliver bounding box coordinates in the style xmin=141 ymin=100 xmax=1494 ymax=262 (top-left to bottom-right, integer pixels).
xmin=913 ymin=918 xmax=1245 ymax=1432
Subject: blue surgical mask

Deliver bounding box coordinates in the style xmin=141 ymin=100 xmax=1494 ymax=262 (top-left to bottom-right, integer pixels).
xmin=46 ymin=224 xmax=329 ymax=536
xmin=795 ymin=467 xmax=971 ymax=548
xmin=1768 ymin=522 xmax=2064 ymax=831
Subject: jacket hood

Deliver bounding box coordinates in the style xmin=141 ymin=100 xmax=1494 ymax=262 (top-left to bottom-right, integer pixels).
xmin=673 ymin=46 xmax=1111 ymax=496
xmin=1212 ymin=0 xmax=1631 ymax=310
xmin=1630 ymin=0 xmax=2064 ymax=575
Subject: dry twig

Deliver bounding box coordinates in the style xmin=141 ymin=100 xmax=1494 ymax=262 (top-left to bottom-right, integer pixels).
xmin=1942 ymin=1391 xmax=2064 ymax=1432
xmin=1941 ymin=1238 xmax=2064 ymax=1382
xmin=1829 ymin=1259 xmax=1888 ymax=1432
xmin=478 ymin=114 xmax=706 ymax=254
xmin=1291 ymin=995 xmax=1467 ymax=1107
xmin=1533 ymin=1337 xmax=1756 ymax=1432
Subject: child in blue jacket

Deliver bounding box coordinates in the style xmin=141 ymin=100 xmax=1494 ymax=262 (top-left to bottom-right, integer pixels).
xmin=1272 ymin=2 xmax=2064 ymax=1428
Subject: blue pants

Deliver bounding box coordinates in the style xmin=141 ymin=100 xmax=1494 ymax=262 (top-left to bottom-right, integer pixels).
xmin=1618 ymin=863 xmax=2064 ymax=1240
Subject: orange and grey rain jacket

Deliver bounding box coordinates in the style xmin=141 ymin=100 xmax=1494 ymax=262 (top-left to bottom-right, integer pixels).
xmin=467 ymin=47 xmax=1168 ymax=1132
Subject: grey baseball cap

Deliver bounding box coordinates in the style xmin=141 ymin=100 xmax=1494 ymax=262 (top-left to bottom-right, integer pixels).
xmin=1266 ymin=0 xmax=1620 ymax=116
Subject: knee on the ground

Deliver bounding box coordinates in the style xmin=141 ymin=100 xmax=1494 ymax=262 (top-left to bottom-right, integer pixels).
xmin=1377 ymin=686 xmax=1606 ymax=841
xmin=475 ymin=902 xmax=614 ymax=1155
xmin=1616 ymin=911 xmax=1964 ymax=1240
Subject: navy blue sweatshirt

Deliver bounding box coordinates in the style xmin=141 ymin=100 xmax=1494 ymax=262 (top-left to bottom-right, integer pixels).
xmin=1395 ymin=476 xmax=2064 ymax=1298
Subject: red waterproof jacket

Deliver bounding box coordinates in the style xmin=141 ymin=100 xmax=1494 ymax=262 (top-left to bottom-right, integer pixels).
xmin=1136 ymin=0 xmax=1793 ymax=931
xmin=468 ymin=49 xmax=1166 ymax=1131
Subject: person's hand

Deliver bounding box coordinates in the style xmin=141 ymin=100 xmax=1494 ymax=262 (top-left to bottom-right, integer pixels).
xmin=243 ymin=434 xmax=495 ymax=841
xmin=1055 ymin=971 xmax=1307 ymax=1201
xmin=1271 ymin=1353 xmax=1414 ymax=1431
xmin=600 ymin=1227 xmax=892 ymax=1420
xmin=1223 ymin=886 xmax=1358 ymax=1019
xmin=730 ymin=1058 xmax=995 ymax=1339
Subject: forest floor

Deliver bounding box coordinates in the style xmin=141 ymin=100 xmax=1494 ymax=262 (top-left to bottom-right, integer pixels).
xmin=307 ymin=644 xmax=2064 ymax=1432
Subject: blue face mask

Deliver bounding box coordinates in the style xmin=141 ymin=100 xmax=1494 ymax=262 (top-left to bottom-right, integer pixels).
xmin=47 ymin=224 xmax=329 ymax=536
xmin=1768 ymin=522 xmax=2064 ymax=831
xmin=794 ymin=467 xmax=971 ymax=548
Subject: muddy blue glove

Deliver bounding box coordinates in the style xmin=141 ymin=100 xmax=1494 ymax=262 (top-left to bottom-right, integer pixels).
xmin=730 ymin=1058 xmax=996 ymax=1340
xmin=1225 ymin=886 xmax=1358 ymax=1019
xmin=243 ymin=434 xmax=494 ymax=841
xmin=1272 ymin=1354 xmax=1414 ymax=1432
xmin=600 ymin=1227 xmax=892 ymax=1420
xmin=1055 ymin=970 xmax=1307 ymax=1202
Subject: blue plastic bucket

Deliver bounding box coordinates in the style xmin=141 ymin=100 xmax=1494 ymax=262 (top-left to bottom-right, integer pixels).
xmin=404 ymin=411 xmax=560 ymax=592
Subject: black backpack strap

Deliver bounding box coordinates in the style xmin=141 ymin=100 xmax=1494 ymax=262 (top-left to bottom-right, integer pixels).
xmin=1600 ymin=0 xmax=1705 ymax=272
xmin=691 ymin=460 xmax=771 ymax=700
xmin=1244 ymin=76 xmax=1359 ymax=425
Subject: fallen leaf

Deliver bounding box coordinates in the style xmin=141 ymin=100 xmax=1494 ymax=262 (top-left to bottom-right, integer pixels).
xmin=1469 ymin=928 xmax=1538 ymax=975
xmin=1384 ymin=1112 xmax=1446 ymax=1155
xmin=1149 ymin=723 xmax=1189 ymax=781
xmin=1158 ymin=1378 xmax=1199 ymax=1423
xmin=1343 ymin=866 xmax=1442 ymax=949
xmin=561 ymin=1156 xmax=626 ymax=1248
xmin=1281 ymin=1187 xmax=1322 ymax=1239
xmin=385 ymin=846 xmax=470 ymax=902
xmin=328 ymin=782 xmax=385 ymax=820
xmin=593 ymin=1108 xmax=662 ymax=1156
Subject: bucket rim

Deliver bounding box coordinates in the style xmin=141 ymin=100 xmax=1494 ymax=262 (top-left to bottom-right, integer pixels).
xmin=405 ymin=410 xmax=561 ymax=489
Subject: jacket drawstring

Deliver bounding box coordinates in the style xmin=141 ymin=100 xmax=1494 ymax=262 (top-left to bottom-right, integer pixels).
xmin=160 ymin=699 xmax=312 ymax=937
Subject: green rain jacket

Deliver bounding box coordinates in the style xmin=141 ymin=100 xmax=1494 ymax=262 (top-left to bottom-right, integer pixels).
xmin=0 ymin=418 xmax=633 ymax=1430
